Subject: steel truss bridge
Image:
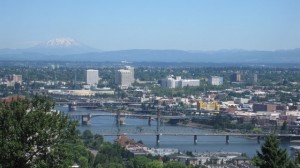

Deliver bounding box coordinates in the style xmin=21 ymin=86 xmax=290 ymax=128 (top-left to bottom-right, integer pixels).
xmin=68 ymin=111 xmax=300 ymax=144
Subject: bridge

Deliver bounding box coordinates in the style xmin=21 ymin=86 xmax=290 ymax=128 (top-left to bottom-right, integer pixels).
xmin=56 ymin=101 xmax=140 ymax=111
xmin=96 ymin=128 xmax=300 ymax=144
xmin=67 ymin=110 xmax=300 ymax=145
xmin=67 ymin=110 xmax=188 ymax=125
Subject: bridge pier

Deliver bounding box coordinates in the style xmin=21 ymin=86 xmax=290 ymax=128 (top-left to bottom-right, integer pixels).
xmin=68 ymin=104 xmax=77 ymax=111
xmin=148 ymin=117 xmax=151 ymax=126
xmin=82 ymin=114 xmax=91 ymax=125
xmin=257 ymin=136 xmax=260 ymax=144
xmin=156 ymin=109 xmax=161 ymax=133
xmin=194 ymin=135 xmax=198 ymax=144
xmin=226 ymin=135 xmax=229 ymax=144
xmin=116 ymin=110 xmax=121 ymax=126
xmin=156 ymin=134 xmax=160 ymax=145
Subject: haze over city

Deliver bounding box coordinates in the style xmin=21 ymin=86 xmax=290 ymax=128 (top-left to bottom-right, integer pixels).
xmin=1 ymin=0 xmax=300 ymax=51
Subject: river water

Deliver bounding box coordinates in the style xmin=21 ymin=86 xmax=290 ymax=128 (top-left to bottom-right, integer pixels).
xmin=56 ymin=106 xmax=300 ymax=157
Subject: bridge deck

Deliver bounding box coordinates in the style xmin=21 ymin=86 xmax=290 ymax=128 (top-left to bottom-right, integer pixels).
xmin=67 ymin=112 xmax=189 ymax=119
xmin=99 ymin=133 xmax=300 ymax=137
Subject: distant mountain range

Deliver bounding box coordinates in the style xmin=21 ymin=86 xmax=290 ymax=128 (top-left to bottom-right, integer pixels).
xmin=1 ymin=38 xmax=300 ymax=63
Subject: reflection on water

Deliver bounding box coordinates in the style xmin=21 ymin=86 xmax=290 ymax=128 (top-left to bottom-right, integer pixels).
xmin=56 ymin=106 xmax=299 ymax=157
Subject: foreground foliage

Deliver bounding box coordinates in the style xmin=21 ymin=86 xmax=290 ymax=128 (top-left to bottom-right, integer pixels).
xmin=0 ymin=96 xmax=81 ymax=168
xmin=0 ymin=96 xmax=189 ymax=168
xmin=252 ymin=134 xmax=296 ymax=168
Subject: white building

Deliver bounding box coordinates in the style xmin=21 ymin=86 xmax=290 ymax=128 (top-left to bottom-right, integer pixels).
xmin=160 ymin=76 xmax=200 ymax=88
xmin=180 ymin=79 xmax=200 ymax=87
xmin=85 ymin=69 xmax=99 ymax=85
xmin=209 ymin=76 xmax=223 ymax=86
xmin=115 ymin=66 xmax=135 ymax=88
xmin=125 ymin=66 xmax=135 ymax=77
xmin=160 ymin=77 xmax=178 ymax=89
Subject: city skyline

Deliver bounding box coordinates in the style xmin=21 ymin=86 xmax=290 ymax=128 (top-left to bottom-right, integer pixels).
xmin=1 ymin=0 xmax=300 ymax=51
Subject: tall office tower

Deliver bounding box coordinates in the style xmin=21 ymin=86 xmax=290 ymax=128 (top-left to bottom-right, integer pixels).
xmin=124 ymin=66 xmax=135 ymax=82
xmin=115 ymin=66 xmax=135 ymax=88
xmin=254 ymin=74 xmax=258 ymax=83
xmin=160 ymin=77 xmax=176 ymax=89
xmin=230 ymin=72 xmax=241 ymax=82
xmin=12 ymin=74 xmax=22 ymax=83
xmin=209 ymin=76 xmax=223 ymax=86
xmin=85 ymin=69 xmax=99 ymax=85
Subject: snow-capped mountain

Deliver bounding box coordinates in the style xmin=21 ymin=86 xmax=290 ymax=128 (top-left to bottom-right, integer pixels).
xmin=26 ymin=37 xmax=100 ymax=55
xmin=37 ymin=37 xmax=81 ymax=48
xmin=0 ymin=37 xmax=300 ymax=63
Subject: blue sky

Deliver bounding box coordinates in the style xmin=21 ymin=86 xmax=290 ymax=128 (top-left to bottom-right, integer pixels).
xmin=0 ymin=0 xmax=300 ymax=51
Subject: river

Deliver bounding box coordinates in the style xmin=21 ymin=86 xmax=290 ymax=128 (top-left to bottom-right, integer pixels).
xmin=56 ymin=106 xmax=300 ymax=157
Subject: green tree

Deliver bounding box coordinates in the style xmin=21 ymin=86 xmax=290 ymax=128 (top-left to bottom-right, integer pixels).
xmin=186 ymin=151 xmax=194 ymax=157
xmin=163 ymin=161 xmax=186 ymax=168
xmin=295 ymin=151 xmax=300 ymax=167
xmin=132 ymin=156 xmax=152 ymax=168
xmin=0 ymin=95 xmax=78 ymax=168
xmin=78 ymin=156 xmax=89 ymax=168
xmin=82 ymin=130 xmax=94 ymax=139
xmin=82 ymin=130 xmax=94 ymax=147
xmin=252 ymin=134 xmax=295 ymax=168
xmin=146 ymin=160 xmax=163 ymax=168
xmin=91 ymin=134 xmax=104 ymax=150
xmin=252 ymin=127 xmax=262 ymax=134
xmin=94 ymin=142 xmax=132 ymax=167
xmin=104 ymin=162 xmax=125 ymax=168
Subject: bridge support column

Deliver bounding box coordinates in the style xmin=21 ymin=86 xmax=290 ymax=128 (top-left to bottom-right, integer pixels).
xmin=226 ymin=135 xmax=229 ymax=144
xmin=148 ymin=116 xmax=151 ymax=126
xmin=257 ymin=136 xmax=260 ymax=144
xmin=116 ymin=110 xmax=121 ymax=126
xmin=156 ymin=134 xmax=160 ymax=145
xmin=82 ymin=114 xmax=91 ymax=125
xmin=156 ymin=109 xmax=161 ymax=133
xmin=194 ymin=135 xmax=198 ymax=144
xmin=68 ymin=104 xmax=77 ymax=111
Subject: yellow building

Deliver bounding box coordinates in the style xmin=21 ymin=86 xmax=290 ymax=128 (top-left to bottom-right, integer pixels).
xmin=197 ymin=100 xmax=219 ymax=111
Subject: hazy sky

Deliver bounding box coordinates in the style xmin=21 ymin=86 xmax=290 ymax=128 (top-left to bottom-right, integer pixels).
xmin=1 ymin=0 xmax=300 ymax=51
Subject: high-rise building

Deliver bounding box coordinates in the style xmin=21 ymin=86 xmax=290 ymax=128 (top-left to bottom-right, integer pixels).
xmin=209 ymin=76 xmax=223 ymax=86
xmin=85 ymin=69 xmax=99 ymax=85
xmin=254 ymin=74 xmax=258 ymax=83
xmin=12 ymin=74 xmax=22 ymax=83
xmin=230 ymin=72 xmax=241 ymax=82
xmin=125 ymin=66 xmax=134 ymax=77
xmin=115 ymin=66 xmax=135 ymax=88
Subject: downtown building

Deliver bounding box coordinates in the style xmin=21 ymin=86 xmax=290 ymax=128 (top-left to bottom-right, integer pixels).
xmin=160 ymin=76 xmax=200 ymax=89
xmin=85 ymin=69 xmax=99 ymax=85
xmin=5 ymin=74 xmax=22 ymax=87
xmin=230 ymin=72 xmax=241 ymax=82
xmin=115 ymin=66 xmax=135 ymax=89
xmin=209 ymin=76 xmax=223 ymax=86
